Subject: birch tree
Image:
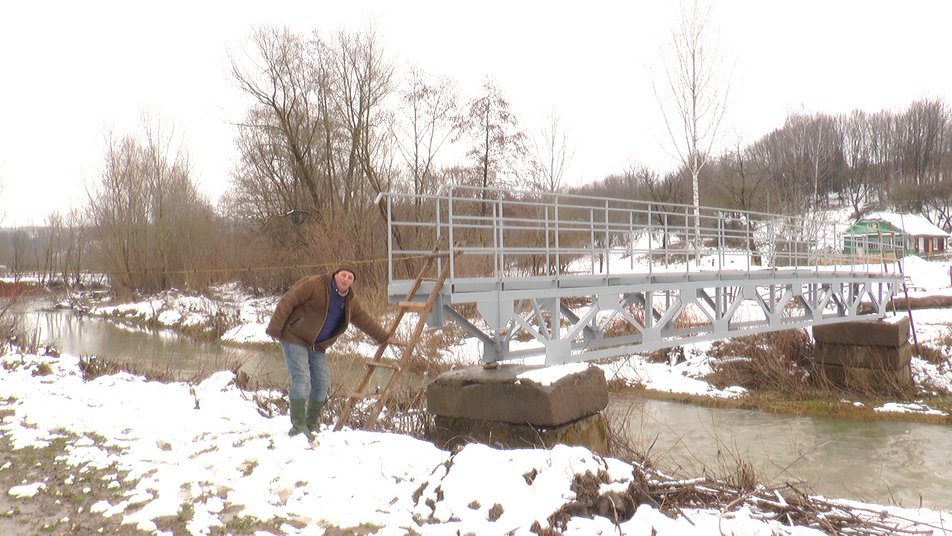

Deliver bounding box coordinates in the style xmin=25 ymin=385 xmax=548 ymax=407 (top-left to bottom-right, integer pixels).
xmin=655 ymin=0 xmax=730 ymax=257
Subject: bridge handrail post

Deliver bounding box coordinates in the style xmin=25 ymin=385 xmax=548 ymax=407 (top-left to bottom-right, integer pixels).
xmin=493 ymin=199 xmax=500 ymax=278
xmin=604 ymin=200 xmax=610 ymax=277
xmin=745 ymin=214 xmax=751 ymax=272
xmin=629 ymin=210 xmax=634 ymax=271
xmin=588 ymin=207 xmax=594 ymax=275
xmin=717 ymin=210 xmax=723 ymax=271
xmin=684 ymin=205 xmax=691 ymax=273
xmin=664 ymin=210 xmax=670 ymax=268
xmin=496 ymin=190 xmax=505 ymax=279
xmin=554 ymin=197 xmax=561 ymax=280
xmin=545 ymin=205 xmax=552 ymax=276
xmin=448 ymin=191 xmax=456 ymax=281
xmin=386 ymin=193 xmax=394 ymax=284
xmin=435 ymin=193 xmax=444 ymax=281
xmin=648 ymin=204 xmax=653 ymax=276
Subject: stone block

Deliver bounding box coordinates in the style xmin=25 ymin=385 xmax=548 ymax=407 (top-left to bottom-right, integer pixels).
xmin=428 ymin=413 xmax=609 ymax=454
xmin=812 ymin=316 xmax=909 ymax=347
xmin=426 ymin=364 xmax=608 ymax=427
xmin=814 ymin=341 xmax=913 ymax=370
xmin=817 ymin=362 xmax=911 ymax=392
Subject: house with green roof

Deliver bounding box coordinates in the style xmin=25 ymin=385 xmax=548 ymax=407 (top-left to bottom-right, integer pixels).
xmin=843 ymin=212 xmax=951 ymax=258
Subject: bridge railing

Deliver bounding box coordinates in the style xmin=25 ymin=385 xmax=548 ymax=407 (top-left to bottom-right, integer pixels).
xmin=376 ymin=185 xmax=898 ymax=287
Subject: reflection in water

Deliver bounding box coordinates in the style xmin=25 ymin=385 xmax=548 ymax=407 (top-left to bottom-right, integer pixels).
xmin=18 ymin=308 xmax=418 ymax=394
xmin=610 ymin=395 xmax=952 ymax=510
xmin=20 ymin=309 xmax=289 ymax=384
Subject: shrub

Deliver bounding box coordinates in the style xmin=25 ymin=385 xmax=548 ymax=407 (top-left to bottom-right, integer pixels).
xmin=706 ymin=329 xmax=813 ymax=394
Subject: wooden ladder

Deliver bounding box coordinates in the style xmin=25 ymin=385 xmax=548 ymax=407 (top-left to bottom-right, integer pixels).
xmin=334 ymin=241 xmax=454 ymax=431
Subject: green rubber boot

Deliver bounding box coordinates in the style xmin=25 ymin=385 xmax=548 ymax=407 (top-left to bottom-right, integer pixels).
xmin=288 ymin=399 xmax=314 ymax=441
xmin=306 ymin=399 xmax=325 ymax=434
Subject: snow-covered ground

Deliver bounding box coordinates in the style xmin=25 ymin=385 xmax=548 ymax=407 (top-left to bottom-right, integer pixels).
xmin=3 ymin=352 xmax=951 ymax=535
xmin=4 ymin=251 xmax=948 ymax=534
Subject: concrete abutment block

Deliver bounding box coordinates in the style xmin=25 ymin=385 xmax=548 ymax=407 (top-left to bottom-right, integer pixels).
xmin=425 ymin=364 xmax=609 ymax=452
xmin=812 ymin=316 xmax=913 ymax=395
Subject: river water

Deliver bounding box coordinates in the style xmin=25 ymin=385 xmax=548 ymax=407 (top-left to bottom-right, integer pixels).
xmin=15 ymin=308 xmax=952 ymax=511
xmin=610 ymin=394 xmax=952 ymax=510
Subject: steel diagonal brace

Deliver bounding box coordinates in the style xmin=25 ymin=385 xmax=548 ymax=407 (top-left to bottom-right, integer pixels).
xmin=605 ymin=304 xmax=645 ymax=335
xmin=849 ymin=282 xmax=867 ymax=314
xmin=562 ymin=301 xmax=601 ymax=341
xmin=814 ymin=284 xmax=833 ymax=318
xmin=624 ymin=292 xmax=661 ymax=325
xmin=512 ymin=299 xmax=549 ymax=344
xmin=790 ymin=294 xmax=813 ymax=321
xmin=828 ymin=284 xmax=848 ymax=314
xmin=510 ymin=299 xmax=548 ymax=341
xmin=749 ymin=287 xmax=775 ymax=322
xmin=695 ymin=288 xmax=718 ymax=324
xmin=653 ymin=295 xmax=685 ymax=335
xmin=591 ymin=293 xmax=644 ymax=337
xmin=720 ymin=288 xmax=746 ymax=330
xmin=863 ymin=285 xmax=885 ymax=314
xmin=559 ymin=305 xmax=598 ymax=342
xmin=771 ymin=287 xmax=795 ymax=323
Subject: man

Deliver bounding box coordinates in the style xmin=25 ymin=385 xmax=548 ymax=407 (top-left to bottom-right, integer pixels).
xmin=266 ymin=262 xmax=400 ymax=442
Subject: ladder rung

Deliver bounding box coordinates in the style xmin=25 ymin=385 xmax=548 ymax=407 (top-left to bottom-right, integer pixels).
xmin=398 ymin=301 xmax=430 ymax=313
xmin=348 ymin=392 xmax=380 ymax=400
xmin=365 ymin=360 xmax=401 ymax=371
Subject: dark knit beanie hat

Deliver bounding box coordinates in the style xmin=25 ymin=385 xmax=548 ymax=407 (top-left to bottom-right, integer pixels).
xmin=335 ymin=262 xmax=358 ymax=281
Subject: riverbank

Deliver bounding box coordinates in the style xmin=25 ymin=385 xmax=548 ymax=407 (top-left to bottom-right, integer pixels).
xmin=3 ymin=350 xmax=950 ymax=535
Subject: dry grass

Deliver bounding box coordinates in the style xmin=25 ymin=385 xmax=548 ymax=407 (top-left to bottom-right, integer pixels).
xmin=706 ymin=329 xmax=813 ymax=394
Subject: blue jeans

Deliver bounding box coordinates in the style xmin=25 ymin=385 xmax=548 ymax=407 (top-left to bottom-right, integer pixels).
xmin=281 ymin=341 xmax=330 ymax=402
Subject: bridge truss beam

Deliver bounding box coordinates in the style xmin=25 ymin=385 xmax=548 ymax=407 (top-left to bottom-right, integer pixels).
xmin=394 ymin=271 xmax=898 ymax=365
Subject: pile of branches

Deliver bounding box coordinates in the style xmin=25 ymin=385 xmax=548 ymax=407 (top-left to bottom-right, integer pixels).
xmin=615 ymin=461 xmax=942 ymax=535
xmin=545 ymin=460 xmax=942 ymax=534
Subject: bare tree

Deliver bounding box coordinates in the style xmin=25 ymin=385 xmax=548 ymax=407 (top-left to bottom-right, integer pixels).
xmin=327 ymin=27 xmax=396 ymax=210
xmin=837 ymin=110 xmax=874 ymax=216
xmin=897 ymin=98 xmax=947 ymax=188
xmin=782 ymin=112 xmax=843 ymax=209
xmin=87 ymin=118 xmax=217 ymax=293
xmin=229 ymin=27 xmax=329 ymax=224
xmin=228 ymin=26 xmax=397 ymax=278
xmin=655 ymin=0 xmax=730 ymax=257
xmin=456 ymin=78 xmax=529 ymax=192
xmin=392 ymin=66 xmax=459 ymax=200
xmin=62 ymin=208 xmax=86 ymax=287
xmin=866 ymin=110 xmax=898 ymax=205
xmin=716 ymin=137 xmax=765 ymax=214
xmin=40 ymin=212 xmax=65 ymax=286
xmin=529 ymin=109 xmax=573 ymax=193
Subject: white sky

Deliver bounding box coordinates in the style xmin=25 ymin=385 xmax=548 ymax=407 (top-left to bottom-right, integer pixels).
xmin=2 ymin=0 xmax=951 ymax=226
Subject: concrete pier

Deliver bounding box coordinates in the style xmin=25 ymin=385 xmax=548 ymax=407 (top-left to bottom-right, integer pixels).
xmin=812 ymin=316 xmax=912 ymax=394
xmin=426 ymin=364 xmax=609 ymax=453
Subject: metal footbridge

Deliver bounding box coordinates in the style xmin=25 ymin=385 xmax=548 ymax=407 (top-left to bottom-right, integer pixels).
xmin=376 ymin=186 xmax=902 ymax=366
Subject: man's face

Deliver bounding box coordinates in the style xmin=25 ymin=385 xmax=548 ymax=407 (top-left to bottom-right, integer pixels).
xmin=335 ymin=270 xmax=355 ymax=293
